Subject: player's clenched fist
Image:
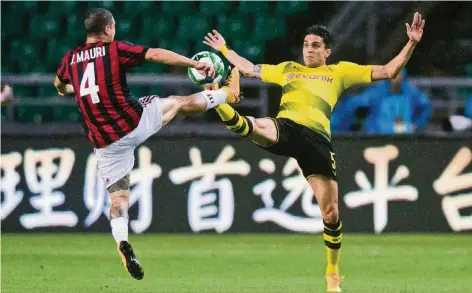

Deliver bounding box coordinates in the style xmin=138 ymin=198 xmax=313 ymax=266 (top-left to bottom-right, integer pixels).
xmin=194 ymin=61 xmax=216 ymax=78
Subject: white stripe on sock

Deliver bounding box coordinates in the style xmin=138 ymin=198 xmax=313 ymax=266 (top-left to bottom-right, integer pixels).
xmin=200 ymin=90 xmax=227 ymax=110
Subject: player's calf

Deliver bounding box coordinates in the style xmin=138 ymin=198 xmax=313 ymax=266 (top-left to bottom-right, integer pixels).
xmin=108 ymin=175 xmax=131 ymax=244
xmin=307 ymin=176 xmax=343 ymax=291
xmin=321 ymin=202 xmax=339 ymax=225
xmin=215 ymin=104 xmax=254 ymax=137
xmin=215 ymin=106 xmax=278 ymax=145
xmin=107 ymin=175 xmax=144 ymax=280
xmin=159 ymin=89 xmax=240 ymax=127
xmin=323 ymin=207 xmax=343 ymax=292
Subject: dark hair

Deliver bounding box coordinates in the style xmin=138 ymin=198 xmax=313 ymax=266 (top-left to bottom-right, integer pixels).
xmin=305 ymin=25 xmax=333 ymax=49
xmin=84 ymin=8 xmax=114 ymax=35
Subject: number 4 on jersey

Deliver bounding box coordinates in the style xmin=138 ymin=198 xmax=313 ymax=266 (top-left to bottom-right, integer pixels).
xmin=80 ymin=62 xmax=100 ymax=104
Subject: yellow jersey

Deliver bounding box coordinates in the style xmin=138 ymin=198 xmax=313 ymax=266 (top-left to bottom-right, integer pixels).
xmin=260 ymin=61 xmax=373 ymax=140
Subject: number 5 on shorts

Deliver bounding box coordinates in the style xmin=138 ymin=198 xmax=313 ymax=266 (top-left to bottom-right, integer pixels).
xmin=330 ymin=151 xmax=336 ymax=170
xmin=80 ymin=62 xmax=100 ymax=103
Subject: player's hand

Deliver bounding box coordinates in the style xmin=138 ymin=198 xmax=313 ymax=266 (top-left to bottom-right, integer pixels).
xmin=0 ymin=83 xmax=13 ymax=105
xmin=58 ymin=84 xmax=75 ymax=96
xmin=195 ymin=61 xmax=216 ymax=78
xmin=203 ymin=30 xmax=227 ymax=51
xmin=406 ymin=12 xmax=425 ymax=43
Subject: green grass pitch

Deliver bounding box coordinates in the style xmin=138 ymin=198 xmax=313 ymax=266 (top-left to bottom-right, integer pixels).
xmin=2 ymin=234 xmax=471 ymax=293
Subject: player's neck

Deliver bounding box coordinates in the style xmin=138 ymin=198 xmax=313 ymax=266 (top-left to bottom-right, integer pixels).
xmin=305 ymin=64 xmax=326 ymax=68
xmin=86 ymin=35 xmax=109 ymax=44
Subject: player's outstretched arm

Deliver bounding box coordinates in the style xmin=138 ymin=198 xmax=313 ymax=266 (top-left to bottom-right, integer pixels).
xmin=204 ymin=30 xmax=261 ymax=79
xmin=144 ymin=48 xmax=215 ymax=78
xmin=54 ymin=76 xmax=74 ymax=96
xmin=371 ymin=12 xmax=425 ymax=81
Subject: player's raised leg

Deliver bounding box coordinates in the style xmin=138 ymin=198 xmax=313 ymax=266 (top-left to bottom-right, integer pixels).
xmin=158 ymin=67 xmax=242 ymax=126
xmin=108 ymin=175 xmax=144 ymax=280
xmin=209 ymin=67 xmax=277 ymax=145
xmin=306 ymin=175 xmax=343 ymax=292
xmin=216 ymin=105 xmax=278 ymax=145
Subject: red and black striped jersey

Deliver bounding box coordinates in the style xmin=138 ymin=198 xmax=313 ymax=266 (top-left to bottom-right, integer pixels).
xmin=56 ymin=40 xmax=149 ymax=148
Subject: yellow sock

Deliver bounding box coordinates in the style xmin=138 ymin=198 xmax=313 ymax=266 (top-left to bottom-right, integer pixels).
xmin=215 ymin=104 xmax=253 ymax=137
xmin=323 ymin=220 xmax=342 ymax=275
xmin=215 ymin=104 xmax=236 ymax=121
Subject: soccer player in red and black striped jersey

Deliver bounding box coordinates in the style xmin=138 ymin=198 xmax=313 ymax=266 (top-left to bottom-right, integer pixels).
xmin=54 ymin=8 xmax=242 ymax=280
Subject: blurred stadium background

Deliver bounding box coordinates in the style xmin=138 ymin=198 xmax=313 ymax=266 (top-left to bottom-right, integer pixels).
xmin=1 ymin=1 xmax=472 ymax=131
xmin=1 ymin=1 xmax=471 ymax=293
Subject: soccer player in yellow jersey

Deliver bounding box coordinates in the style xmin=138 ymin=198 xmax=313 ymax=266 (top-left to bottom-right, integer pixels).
xmin=204 ymin=12 xmax=425 ymax=292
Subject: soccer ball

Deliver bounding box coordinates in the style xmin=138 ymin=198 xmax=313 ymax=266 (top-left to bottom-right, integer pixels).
xmin=188 ymin=51 xmax=225 ymax=87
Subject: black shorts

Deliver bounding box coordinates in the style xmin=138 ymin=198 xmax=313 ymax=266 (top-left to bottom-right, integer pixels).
xmin=256 ymin=118 xmax=337 ymax=180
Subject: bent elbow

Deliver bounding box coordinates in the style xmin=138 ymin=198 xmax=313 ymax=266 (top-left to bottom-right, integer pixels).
xmin=380 ymin=65 xmax=398 ymax=80
xmin=382 ymin=66 xmax=397 ymax=79
xmin=389 ymin=71 xmax=399 ymax=79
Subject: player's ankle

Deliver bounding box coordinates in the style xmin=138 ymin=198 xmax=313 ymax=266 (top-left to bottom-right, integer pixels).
xmin=201 ymin=90 xmax=227 ymax=110
xmin=110 ymin=217 xmax=129 ymax=244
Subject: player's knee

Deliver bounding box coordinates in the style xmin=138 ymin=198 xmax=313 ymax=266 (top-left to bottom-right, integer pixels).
xmin=253 ymin=117 xmax=268 ymax=131
xmin=250 ymin=118 xmax=277 ymax=146
xmin=110 ymin=193 xmax=129 ymax=218
xmin=251 ymin=118 xmax=273 ymax=138
xmin=108 ymin=175 xmax=130 ymax=218
xmin=160 ymin=96 xmax=183 ymax=124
